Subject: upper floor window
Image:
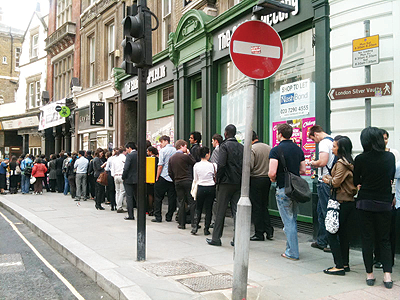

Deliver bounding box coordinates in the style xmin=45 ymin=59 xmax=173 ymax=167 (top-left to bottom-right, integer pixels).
xmin=2 ymin=56 xmax=7 ymax=64
xmin=31 ymin=34 xmax=39 ymax=58
xmin=54 ymin=54 xmax=73 ymax=101
xmin=162 ymin=85 xmax=174 ymax=103
xmin=183 ymin=0 xmax=193 ymax=6
xmin=15 ymin=47 xmax=21 ymax=69
xmin=28 ymin=80 xmax=41 ymax=109
xmin=107 ymin=24 xmax=115 ymax=79
xmin=89 ymin=36 xmax=95 ymax=87
xmin=162 ymin=0 xmax=171 ymax=50
xmin=57 ymin=0 xmax=72 ymax=29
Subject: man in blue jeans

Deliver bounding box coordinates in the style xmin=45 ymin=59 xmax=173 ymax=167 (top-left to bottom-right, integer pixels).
xmin=20 ymin=154 xmax=33 ymax=194
xmin=269 ymin=123 xmax=306 ymax=260
xmin=308 ymin=125 xmax=335 ymax=252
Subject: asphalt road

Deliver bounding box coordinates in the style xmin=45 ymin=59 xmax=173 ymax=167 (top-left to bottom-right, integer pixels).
xmin=0 ymin=207 xmax=114 ymax=300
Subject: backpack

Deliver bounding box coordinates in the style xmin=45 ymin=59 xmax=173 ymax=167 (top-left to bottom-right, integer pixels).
xmin=62 ymin=158 xmax=70 ymax=173
xmin=24 ymin=161 xmax=33 ymax=176
xmin=323 ymin=136 xmax=337 ymax=175
xmin=88 ymin=159 xmax=94 ymax=176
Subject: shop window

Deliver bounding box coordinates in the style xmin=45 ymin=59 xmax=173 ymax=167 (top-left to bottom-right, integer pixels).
xmin=89 ymin=36 xmax=96 ymax=87
xmin=162 ymin=0 xmax=171 ymax=50
xmin=53 ymin=54 xmax=73 ymax=101
xmin=162 ymin=85 xmax=174 ymax=103
xmin=147 ymin=115 xmax=174 ymax=146
xmin=57 ymin=0 xmax=72 ymax=29
xmin=107 ymin=24 xmax=115 ymax=79
xmin=31 ymin=34 xmax=39 ymax=58
xmin=15 ymin=47 xmax=21 ymax=69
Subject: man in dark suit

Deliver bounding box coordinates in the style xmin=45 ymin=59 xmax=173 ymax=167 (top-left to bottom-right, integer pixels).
xmin=56 ymin=151 xmax=65 ymax=193
xmin=122 ymin=142 xmax=138 ymax=220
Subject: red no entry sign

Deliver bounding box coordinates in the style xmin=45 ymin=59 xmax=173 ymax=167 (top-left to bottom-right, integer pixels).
xmin=229 ymin=20 xmax=283 ymax=80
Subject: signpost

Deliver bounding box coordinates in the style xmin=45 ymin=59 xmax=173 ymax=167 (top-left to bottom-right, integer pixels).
xmin=328 ymin=82 xmax=392 ymax=101
xmin=352 ymin=34 xmax=379 ymax=68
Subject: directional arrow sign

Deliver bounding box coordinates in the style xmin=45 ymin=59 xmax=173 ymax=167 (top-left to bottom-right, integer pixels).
xmin=328 ymin=82 xmax=392 ymax=101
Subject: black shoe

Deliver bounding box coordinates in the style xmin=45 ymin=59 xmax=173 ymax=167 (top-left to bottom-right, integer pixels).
xmin=323 ymin=247 xmax=332 ymax=253
xmin=111 ymin=207 xmax=115 ymax=211
xmin=323 ymin=267 xmax=345 ymax=276
xmin=95 ymin=205 xmax=105 ymax=210
xmin=250 ymin=235 xmax=265 ymax=241
xmin=344 ymin=266 xmax=350 ymax=272
xmin=311 ymin=242 xmax=325 ymax=250
xmin=230 ymin=240 xmax=234 ymax=247
xmin=383 ymin=280 xmax=393 ymax=289
xmin=124 ymin=217 xmax=135 ymax=220
xmin=178 ymin=225 xmax=186 ymax=229
xmin=206 ymin=238 xmax=221 ymax=246
xmin=151 ymin=218 xmax=162 ymax=223
xmin=366 ymin=278 xmax=376 ymax=286
xmin=209 ymin=223 xmax=214 ymax=228
xmin=117 ymin=208 xmax=127 ymax=213
xmin=166 ymin=219 xmax=172 ymax=222
xmin=374 ymin=261 xmax=383 ymax=268
xmin=204 ymin=229 xmax=210 ymax=236
xmin=191 ymin=227 xmax=198 ymax=235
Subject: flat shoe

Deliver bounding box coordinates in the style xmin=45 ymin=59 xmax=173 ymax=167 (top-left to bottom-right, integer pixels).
xmin=366 ymin=278 xmax=376 ymax=286
xmin=281 ymin=253 xmax=299 ymax=261
xmin=344 ymin=266 xmax=350 ymax=272
xmin=250 ymin=235 xmax=264 ymax=241
xmin=323 ymin=267 xmax=345 ymax=276
xmin=383 ymin=281 xmax=393 ymax=289
xmin=124 ymin=217 xmax=134 ymax=220
xmin=206 ymin=238 xmax=221 ymax=246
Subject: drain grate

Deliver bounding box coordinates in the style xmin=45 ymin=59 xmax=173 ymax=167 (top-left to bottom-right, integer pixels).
xmin=142 ymin=260 xmax=207 ymax=276
xmin=177 ymin=273 xmax=233 ymax=292
xmin=0 ymin=253 xmax=25 ymax=274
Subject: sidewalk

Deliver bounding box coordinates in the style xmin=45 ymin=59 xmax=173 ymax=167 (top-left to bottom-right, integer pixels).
xmin=0 ymin=192 xmax=399 ymax=300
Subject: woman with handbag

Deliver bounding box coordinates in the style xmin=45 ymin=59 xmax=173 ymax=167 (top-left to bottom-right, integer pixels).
xmin=191 ymin=147 xmax=217 ymax=235
xmin=322 ymin=136 xmax=357 ymax=276
xmin=93 ymin=148 xmax=106 ymax=210
xmin=354 ymin=127 xmax=395 ymax=289
xmin=31 ymin=158 xmax=47 ymax=195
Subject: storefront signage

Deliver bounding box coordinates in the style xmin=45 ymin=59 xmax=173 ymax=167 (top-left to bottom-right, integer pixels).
xmin=39 ymin=100 xmax=66 ymax=130
xmin=280 ymin=79 xmax=310 ymax=118
xmin=352 ymin=35 xmax=379 ymax=68
xmin=272 ymin=117 xmax=316 ymax=176
xmin=125 ymin=65 xmax=167 ymax=94
xmin=90 ymin=101 xmax=105 ymax=126
xmin=77 ymin=107 xmax=90 ymax=131
xmin=1 ymin=116 xmax=39 ymax=130
xmin=328 ymin=81 xmax=392 ymax=101
xmin=109 ymin=103 xmax=113 ymax=127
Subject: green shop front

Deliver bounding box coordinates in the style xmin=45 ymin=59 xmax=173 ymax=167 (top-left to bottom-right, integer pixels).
xmin=168 ymin=0 xmax=330 ymax=232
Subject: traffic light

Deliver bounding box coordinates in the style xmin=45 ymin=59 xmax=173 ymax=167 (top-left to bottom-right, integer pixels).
xmin=121 ymin=4 xmax=152 ymax=73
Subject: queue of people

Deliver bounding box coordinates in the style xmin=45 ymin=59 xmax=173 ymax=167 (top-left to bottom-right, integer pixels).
xmin=0 ymin=124 xmax=398 ymax=289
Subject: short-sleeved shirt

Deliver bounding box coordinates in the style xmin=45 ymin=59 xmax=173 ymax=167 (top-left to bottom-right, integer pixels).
xmin=318 ymin=136 xmax=335 ymax=180
xmin=269 ymin=140 xmax=305 ymax=188
xmin=158 ymin=144 xmax=176 ymax=182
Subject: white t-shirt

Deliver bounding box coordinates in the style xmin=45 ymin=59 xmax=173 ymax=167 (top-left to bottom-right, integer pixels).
xmin=193 ymin=161 xmax=217 ymax=186
xmin=318 ymin=136 xmax=335 ymax=181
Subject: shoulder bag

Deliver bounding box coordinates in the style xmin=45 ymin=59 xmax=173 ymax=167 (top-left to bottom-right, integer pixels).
xmin=96 ymin=171 xmax=108 ymax=186
xmin=325 ymin=190 xmax=340 ymax=234
xmin=278 ymin=147 xmax=311 ymax=203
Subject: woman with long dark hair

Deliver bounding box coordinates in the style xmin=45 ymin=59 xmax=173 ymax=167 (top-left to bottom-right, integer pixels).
xmin=93 ymin=148 xmax=106 ymax=210
xmin=9 ymin=156 xmax=19 ymax=194
xmin=354 ymin=127 xmax=395 ymax=288
xmin=322 ymin=136 xmax=357 ymax=275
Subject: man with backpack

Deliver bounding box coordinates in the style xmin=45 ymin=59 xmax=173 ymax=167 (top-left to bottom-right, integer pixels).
xmin=63 ymin=152 xmax=72 ymax=195
xmin=20 ymin=154 xmax=33 ymax=194
xmin=308 ymin=125 xmax=336 ymax=252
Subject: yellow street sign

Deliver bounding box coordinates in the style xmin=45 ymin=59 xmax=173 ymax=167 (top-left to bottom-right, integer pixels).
xmin=353 ymin=35 xmax=379 ymax=52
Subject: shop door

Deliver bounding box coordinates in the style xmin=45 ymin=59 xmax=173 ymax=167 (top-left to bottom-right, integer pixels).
xmin=191 ymin=77 xmax=202 ymax=134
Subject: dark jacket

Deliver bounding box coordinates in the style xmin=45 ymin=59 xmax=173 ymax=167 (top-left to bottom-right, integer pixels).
xmin=93 ymin=157 xmax=105 ymax=178
xmin=122 ymin=151 xmax=138 ymax=184
xmin=217 ymin=138 xmax=244 ymax=185
xmin=168 ymin=151 xmax=196 ymax=183
xmin=190 ymin=143 xmax=201 ymax=163
xmin=48 ymin=159 xmax=57 ymax=180
xmin=55 ymin=156 xmax=64 ymax=176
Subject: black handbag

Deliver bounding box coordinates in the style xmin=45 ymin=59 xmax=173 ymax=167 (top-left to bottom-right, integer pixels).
xmin=278 ymin=148 xmax=311 ymax=203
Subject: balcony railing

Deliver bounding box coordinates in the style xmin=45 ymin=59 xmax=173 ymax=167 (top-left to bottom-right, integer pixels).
xmin=45 ymin=22 xmax=76 ymax=52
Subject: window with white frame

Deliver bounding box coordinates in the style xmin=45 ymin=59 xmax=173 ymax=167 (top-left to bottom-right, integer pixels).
xmin=54 ymin=54 xmax=73 ymax=101
xmin=89 ymin=36 xmax=95 ymax=86
xmin=2 ymin=56 xmax=7 ymax=64
xmin=28 ymin=80 xmax=41 ymax=109
xmin=31 ymin=34 xmax=39 ymax=58
xmin=15 ymin=47 xmax=21 ymax=69
xmin=162 ymin=85 xmax=174 ymax=103
xmin=162 ymin=0 xmax=171 ymax=50
xmin=183 ymin=0 xmax=193 ymax=6
xmin=107 ymin=24 xmax=115 ymax=78
xmin=57 ymin=0 xmax=72 ymax=29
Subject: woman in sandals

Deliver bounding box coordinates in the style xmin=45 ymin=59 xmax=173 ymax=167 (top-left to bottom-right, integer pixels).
xmin=322 ymin=136 xmax=357 ymax=276
xmin=354 ymin=127 xmax=395 ymax=289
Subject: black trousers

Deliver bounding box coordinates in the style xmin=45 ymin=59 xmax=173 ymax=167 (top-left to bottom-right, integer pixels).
xmin=49 ymin=179 xmax=57 ymax=192
xmin=250 ymin=177 xmax=273 ymax=238
xmin=327 ymin=201 xmax=356 ymax=269
xmin=106 ymin=172 xmax=116 ymax=209
xmin=94 ymin=180 xmax=105 ymax=207
xmin=358 ymin=209 xmax=392 ymax=273
xmin=374 ymin=206 xmax=397 ymax=266
xmin=87 ymin=174 xmax=96 ymax=198
xmin=175 ymin=181 xmax=195 ymax=228
xmin=124 ymin=183 xmax=137 ymax=219
xmin=211 ymin=184 xmax=241 ymax=243
xmin=68 ymin=175 xmax=76 ymax=199
xmin=153 ymin=176 xmax=177 ymax=221
xmin=195 ymin=185 xmax=215 ymax=230
xmin=56 ymin=174 xmax=64 ymax=193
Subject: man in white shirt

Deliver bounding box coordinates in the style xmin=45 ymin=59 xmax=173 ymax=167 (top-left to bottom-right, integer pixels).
xmin=308 ymin=125 xmax=335 ymax=252
xmin=74 ymin=150 xmax=89 ymax=201
xmin=111 ymin=149 xmax=126 ymax=213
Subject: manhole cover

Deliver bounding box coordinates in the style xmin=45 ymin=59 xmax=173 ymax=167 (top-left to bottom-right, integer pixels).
xmin=142 ymin=260 xmax=207 ymax=276
xmin=177 ymin=273 xmax=233 ymax=292
xmin=0 ymin=254 xmax=25 ymax=274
